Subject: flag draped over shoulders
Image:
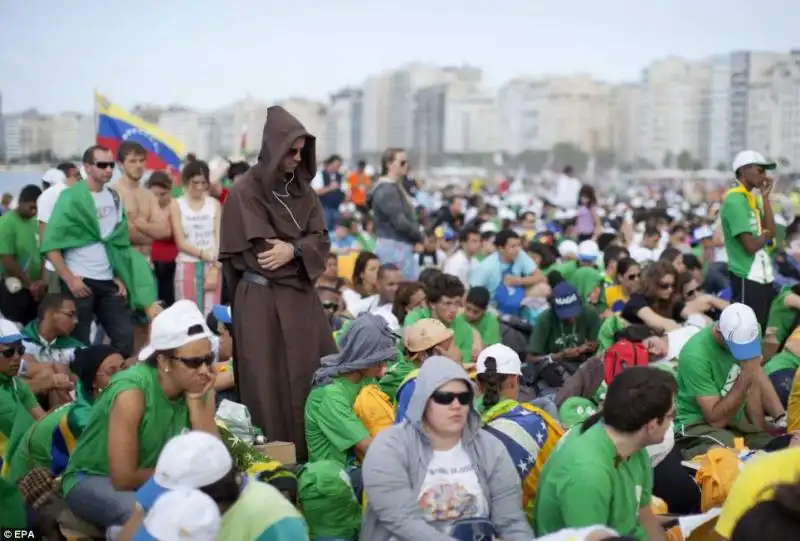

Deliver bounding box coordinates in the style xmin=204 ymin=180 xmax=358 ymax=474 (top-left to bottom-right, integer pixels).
xmin=40 ymin=181 xmax=156 ymax=310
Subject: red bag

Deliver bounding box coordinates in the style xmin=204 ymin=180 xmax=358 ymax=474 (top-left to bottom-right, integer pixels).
xmin=604 ymin=339 xmax=649 ymax=384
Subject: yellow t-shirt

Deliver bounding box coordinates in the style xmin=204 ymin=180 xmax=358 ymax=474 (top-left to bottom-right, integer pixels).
xmin=715 ymin=447 xmax=800 ymax=539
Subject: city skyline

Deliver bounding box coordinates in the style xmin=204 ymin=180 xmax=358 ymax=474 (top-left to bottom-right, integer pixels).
xmin=2 ymin=0 xmax=799 ymax=112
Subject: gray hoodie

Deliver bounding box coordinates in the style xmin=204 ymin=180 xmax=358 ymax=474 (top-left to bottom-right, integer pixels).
xmin=360 ymin=356 xmax=533 ymax=541
xmin=366 ymin=178 xmax=423 ymax=244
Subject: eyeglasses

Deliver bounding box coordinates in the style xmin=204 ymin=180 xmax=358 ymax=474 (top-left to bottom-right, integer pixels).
xmin=430 ymin=390 xmax=472 ymax=406
xmin=659 ymin=281 xmax=675 ymax=291
xmin=172 ymin=353 xmax=215 ymax=369
xmin=0 ymin=344 xmax=25 ymax=358
xmin=94 ymin=161 xmax=115 ymax=170
xmin=625 ymin=273 xmax=640 ymax=280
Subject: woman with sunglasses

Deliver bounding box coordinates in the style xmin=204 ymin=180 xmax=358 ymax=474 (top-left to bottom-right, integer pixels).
xmin=6 ymin=344 xmax=126 ymax=485
xmin=620 ymin=261 xmax=690 ymax=333
xmin=368 ymin=148 xmax=424 ymax=280
xmin=171 ymin=159 xmax=222 ymax=316
xmin=675 ymin=271 xmax=729 ymax=323
xmin=61 ymin=300 xmax=218 ymax=532
xmin=362 ymin=355 xmax=532 ymax=541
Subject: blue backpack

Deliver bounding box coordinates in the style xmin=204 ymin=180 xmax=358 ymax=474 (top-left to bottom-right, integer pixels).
xmin=494 ymin=266 xmax=525 ymax=316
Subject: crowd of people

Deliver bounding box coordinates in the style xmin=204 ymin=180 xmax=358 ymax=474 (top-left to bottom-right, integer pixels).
xmin=0 ymin=105 xmax=798 ymax=541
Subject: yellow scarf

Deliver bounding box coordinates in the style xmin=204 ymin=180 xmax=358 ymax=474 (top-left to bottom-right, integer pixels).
xmin=725 ymin=183 xmax=762 ymax=235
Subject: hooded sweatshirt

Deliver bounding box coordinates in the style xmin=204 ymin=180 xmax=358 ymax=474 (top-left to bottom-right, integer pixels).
xmin=360 ymin=356 xmax=533 ymax=541
xmin=367 ymin=178 xmax=423 ymax=245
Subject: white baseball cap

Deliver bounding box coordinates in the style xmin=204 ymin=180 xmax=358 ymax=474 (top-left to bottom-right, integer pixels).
xmin=41 ymin=168 xmax=67 ymax=186
xmin=718 ymin=303 xmax=761 ymax=361
xmin=476 ymin=344 xmax=522 ymax=376
xmin=132 ymin=489 xmax=221 ymax=541
xmin=558 ymin=240 xmax=579 ymax=258
xmin=577 ymin=240 xmax=600 ymax=262
xmin=138 ymin=300 xmax=213 ymax=361
xmin=732 ymin=150 xmax=776 ymax=174
xmin=136 ymin=431 xmax=233 ymax=511
xmin=0 ymin=319 xmax=23 ymax=345
xmin=479 ymin=221 xmax=498 ymax=234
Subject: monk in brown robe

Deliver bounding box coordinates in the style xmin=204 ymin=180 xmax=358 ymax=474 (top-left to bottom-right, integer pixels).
xmin=219 ymin=106 xmax=336 ymax=461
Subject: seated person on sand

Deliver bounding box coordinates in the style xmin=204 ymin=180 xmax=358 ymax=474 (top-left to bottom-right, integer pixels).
xmin=206 ymin=304 xmax=237 ymax=403
xmin=621 ymin=261 xmax=711 ymax=333
xmin=304 ymin=313 xmax=397 ymax=467
xmin=0 ymin=319 xmax=46 ymax=473
xmin=7 ymin=345 xmax=125 ymax=484
xmin=404 ymin=272 xmax=482 ymax=366
xmin=462 ymin=286 xmax=501 ymax=347
xmin=526 ymin=278 xmax=600 ymax=371
xmin=763 ymin=283 xmax=800 ymax=361
xmin=385 ymin=318 xmax=461 ymax=422
xmin=19 ymin=293 xmax=85 ymax=408
xmin=763 ymin=324 xmax=800 ymax=408
xmin=675 ymin=303 xmax=786 ymax=460
xmin=535 ymin=367 xmax=676 ymax=540
xmin=60 ymin=301 xmax=218 ymax=531
xmin=475 ymin=344 xmax=563 ymax=520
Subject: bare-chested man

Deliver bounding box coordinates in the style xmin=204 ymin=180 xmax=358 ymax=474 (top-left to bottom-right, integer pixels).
xmin=113 ymin=141 xmax=170 ymax=352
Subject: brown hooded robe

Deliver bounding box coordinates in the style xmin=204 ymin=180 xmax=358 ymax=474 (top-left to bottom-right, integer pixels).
xmin=219 ymin=106 xmax=336 ymax=462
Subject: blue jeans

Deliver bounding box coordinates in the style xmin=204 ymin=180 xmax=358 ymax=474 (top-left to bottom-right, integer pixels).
xmin=64 ymin=277 xmax=134 ymax=357
xmin=65 ymin=475 xmax=136 ymax=529
xmin=323 ymin=207 xmax=340 ymax=233
xmin=769 ymin=368 xmax=796 ymax=407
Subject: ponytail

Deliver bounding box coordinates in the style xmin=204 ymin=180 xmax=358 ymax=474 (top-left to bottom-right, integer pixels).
xmin=476 ymin=356 xmax=505 ymax=410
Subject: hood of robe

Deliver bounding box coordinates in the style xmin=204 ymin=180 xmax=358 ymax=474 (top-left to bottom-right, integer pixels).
xmin=256 ymin=105 xmax=317 ymax=194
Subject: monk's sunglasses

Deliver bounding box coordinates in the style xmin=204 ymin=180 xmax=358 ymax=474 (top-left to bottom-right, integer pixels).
xmin=171 ymin=353 xmax=215 ymax=369
xmin=94 ymin=161 xmax=115 ymax=169
xmin=286 ymin=148 xmax=302 ymax=158
xmin=0 ymin=344 xmax=25 ymax=358
xmin=430 ymin=390 xmax=472 ymax=406
xmin=321 ymin=301 xmax=338 ymax=310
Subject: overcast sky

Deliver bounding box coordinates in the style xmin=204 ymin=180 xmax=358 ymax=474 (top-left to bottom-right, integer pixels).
xmin=2 ymin=0 xmax=798 ymax=113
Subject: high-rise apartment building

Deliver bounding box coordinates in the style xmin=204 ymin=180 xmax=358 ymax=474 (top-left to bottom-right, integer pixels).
xmin=326 ymin=88 xmax=363 ymax=161
xmin=51 ymin=112 xmax=95 ymax=159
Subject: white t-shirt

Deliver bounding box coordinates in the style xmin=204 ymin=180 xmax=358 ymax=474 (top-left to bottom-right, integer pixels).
xmin=417 ymin=441 xmax=488 ymax=531
xmin=63 ymin=187 xmax=120 ymax=281
xmin=176 ymin=196 xmax=218 ymax=263
xmin=37 ymin=182 xmax=69 ymax=272
xmin=347 ymin=294 xmax=399 ymax=330
xmin=443 ymin=250 xmax=478 ymax=288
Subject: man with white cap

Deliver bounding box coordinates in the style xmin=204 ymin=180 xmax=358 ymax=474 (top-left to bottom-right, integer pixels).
xmin=675 ymin=303 xmax=786 ymax=459
xmin=721 ymin=150 xmax=778 ymax=331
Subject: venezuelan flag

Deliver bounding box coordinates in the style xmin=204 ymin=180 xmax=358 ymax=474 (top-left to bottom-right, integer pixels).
xmin=95 ymin=93 xmax=186 ymax=173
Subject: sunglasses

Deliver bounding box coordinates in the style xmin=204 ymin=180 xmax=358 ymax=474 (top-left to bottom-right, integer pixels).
xmin=172 ymin=353 xmax=215 ymax=369
xmin=659 ymin=281 xmax=675 ymax=291
xmin=94 ymin=161 xmax=115 ymax=170
xmin=685 ymin=288 xmax=699 ymax=298
xmin=322 ymin=301 xmax=338 ymax=310
xmin=430 ymin=390 xmax=472 ymax=406
xmin=0 ymin=344 xmax=25 ymax=358
xmin=286 ymin=148 xmax=302 ymax=158
xmin=625 ymin=273 xmax=640 ymax=280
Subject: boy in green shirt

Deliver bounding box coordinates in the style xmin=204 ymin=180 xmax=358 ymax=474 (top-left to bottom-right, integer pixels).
xmin=535 ymin=367 xmax=676 ymax=540
xmin=721 ymin=150 xmax=778 ymax=331
xmin=463 ymin=286 xmax=501 ymax=347
xmin=675 ymin=303 xmax=784 ymax=459
xmin=0 ymin=185 xmax=46 ymax=324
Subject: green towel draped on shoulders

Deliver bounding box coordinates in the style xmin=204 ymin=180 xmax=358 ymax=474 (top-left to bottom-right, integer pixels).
xmin=40 ymin=182 xmax=156 ymax=311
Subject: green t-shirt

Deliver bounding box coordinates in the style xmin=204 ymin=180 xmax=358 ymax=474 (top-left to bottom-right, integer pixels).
xmin=404 ymin=307 xmax=475 ymax=365
xmin=218 ymin=479 xmax=309 ymax=541
xmin=766 ymin=287 xmax=799 ymax=346
xmin=0 ymin=375 xmax=38 ymax=475
xmin=0 ymin=210 xmax=42 ymax=281
xmin=61 ymin=363 xmax=190 ymax=495
xmin=721 ymin=190 xmax=774 ymax=284
xmin=7 ymin=402 xmax=73 ymax=483
xmin=675 ymin=326 xmax=744 ymax=429
xmin=471 ymin=311 xmax=501 ymax=348
xmin=534 ymin=422 xmax=652 ymax=540
xmin=304 ymin=377 xmax=369 ymax=468
xmin=527 ymin=307 xmax=601 ymax=356
xmin=378 ymin=358 xmax=415 ymax=402
xmin=299 ymin=460 xmax=361 ymax=539
xmin=764 ymin=349 xmax=800 ymax=376
xmin=546 ymin=260 xmax=578 ymax=281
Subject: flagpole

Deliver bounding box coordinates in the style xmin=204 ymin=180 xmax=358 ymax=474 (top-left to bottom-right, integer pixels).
xmin=93 ymin=88 xmax=99 ymax=144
